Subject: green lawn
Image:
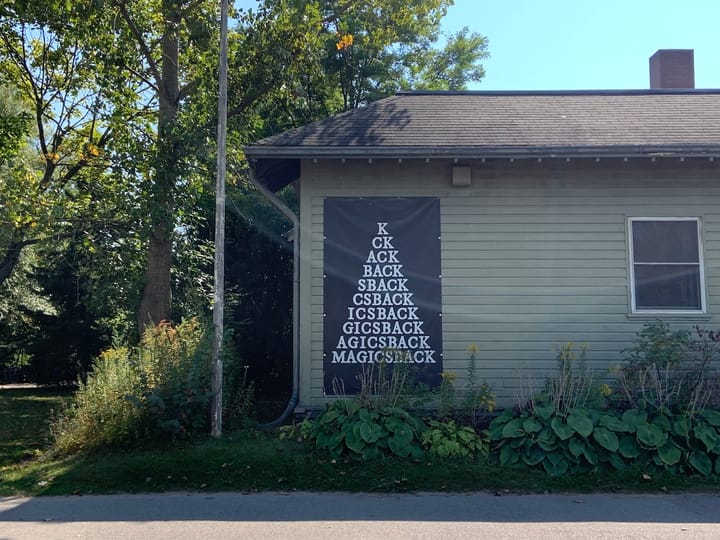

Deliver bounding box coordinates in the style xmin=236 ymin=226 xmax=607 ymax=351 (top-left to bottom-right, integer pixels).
xmin=1 ymin=388 xmax=719 ymax=497
xmin=0 ymin=387 xmax=72 ymax=468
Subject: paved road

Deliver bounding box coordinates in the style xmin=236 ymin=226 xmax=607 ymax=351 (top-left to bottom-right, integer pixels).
xmin=2 ymin=491 xmax=719 ymax=539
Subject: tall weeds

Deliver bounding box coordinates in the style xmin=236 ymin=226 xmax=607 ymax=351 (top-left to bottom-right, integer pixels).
xmin=52 ymin=319 xmax=211 ymax=455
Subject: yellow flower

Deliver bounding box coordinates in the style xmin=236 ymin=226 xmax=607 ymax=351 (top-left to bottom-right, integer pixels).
xmin=467 ymin=343 xmax=479 ymax=354
xmin=599 ymin=384 xmax=613 ymax=397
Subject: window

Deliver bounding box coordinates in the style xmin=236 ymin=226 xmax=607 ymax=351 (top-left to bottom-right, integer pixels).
xmin=629 ymin=218 xmax=705 ymax=313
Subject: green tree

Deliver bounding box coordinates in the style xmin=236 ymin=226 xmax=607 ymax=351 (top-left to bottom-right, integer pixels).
xmin=1 ymin=0 xmax=489 ymax=378
xmin=0 ymin=14 xmax=128 ymax=288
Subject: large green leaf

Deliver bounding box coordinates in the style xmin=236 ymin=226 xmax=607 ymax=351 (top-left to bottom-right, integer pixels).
xmin=391 ymin=423 xmax=415 ymax=446
xmin=618 ymin=435 xmax=642 ymax=458
xmin=581 ymin=444 xmax=598 ymax=466
xmin=672 ymin=417 xmax=689 ymax=438
xmin=522 ymin=445 xmax=545 ymax=466
xmin=636 ymin=423 xmax=667 ymax=449
xmin=652 ymin=413 xmax=671 ymax=431
xmin=537 ymin=426 xmax=557 ymax=448
xmin=500 ymin=443 xmax=520 ymax=466
xmin=542 ymin=451 xmax=568 ymax=476
xmin=568 ymin=437 xmax=585 ymax=458
xmin=689 ymin=452 xmax=713 ymax=476
xmin=388 ymin=436 xmax=411 ymax=458
xmin=345 ymin=430 xmax=366 ymax=454
xmin=359 ymin=421 xmax=384 ymax=443
xmin=693 ymin=423 xmax=719 ymax=453
xmin=599 ymin=414 xmax=629 ymax=433
xmin=316 ymin=430 xmax=343 ymax=450
xmin=567 ymin=412 xmax=593 ymax=438
xmin=657 ymin=444 xmax=681 ymax=466
xmin=593 ymin=426 xmax=619 ymax=452
xmin=501 ymin=418 xmax=526 ymax=438
xmin=622 ymin=409 xmax=648 ymax=433
xmin=701 ymin=410 xmax=720 ymax=427
xmin=534 ymin=404 xmax=555 ymax=421
xmin=359 ymin=408 xmax=378 ymax=424
xmin=510 ymin=437 xmax=526 ymax=449
xmin=551 ymin=417 xmax=574 ymax=440
xmin=607 ymin=451 xmax=625 ymax=471
xmin=523 ymin=417 xmax=542 ymax=434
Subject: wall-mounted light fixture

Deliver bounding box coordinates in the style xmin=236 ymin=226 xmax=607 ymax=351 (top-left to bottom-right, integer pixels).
xmin=451 ymin=165 xmax=471 ymax=187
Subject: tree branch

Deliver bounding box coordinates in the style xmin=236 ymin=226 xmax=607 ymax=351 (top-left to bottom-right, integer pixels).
xmin=112 ymin=0 xmax=163 ymax=90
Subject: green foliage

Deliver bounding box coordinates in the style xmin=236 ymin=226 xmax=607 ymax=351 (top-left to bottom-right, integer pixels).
xmin=437 ymin=371 xmax=457 ymax=419
xmin=278 ymin=419 xmax=313 ymax=443
xmin=222 ymin=360 xmax=255 ymax=430
xmin=461 ymin=344 xmax=495 ymax=425
xmin=308 ymin=400 xmax=426 ymax=461
xmin=617 ymin=321 xmax=720 ymax=414
xmin=546 ymin=343 xmax=596 ymax=415
xmin=138 ymin=321 xmax=213 ymax=437
xmin=422 ymin=419 xmax=488 ymax=460
xmin=0 ymin=85 xmax=30 ymax=162
xmin=490 ymin=402 xmax=720 ymax=477
xmin=351 ymin=353 xmax=420 ymax=410
xmin=51 ymin=345 xmax=144 ymax=454
xmin=52 ymin=319 xmax=211 ymax=455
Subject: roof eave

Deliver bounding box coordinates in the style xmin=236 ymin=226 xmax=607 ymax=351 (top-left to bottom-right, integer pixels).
xmin=245 ymin=144 xmax=720 ymax=160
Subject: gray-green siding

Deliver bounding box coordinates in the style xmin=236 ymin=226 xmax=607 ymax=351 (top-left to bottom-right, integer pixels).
xmin=297 ymin=158 xmax=720 ymax=408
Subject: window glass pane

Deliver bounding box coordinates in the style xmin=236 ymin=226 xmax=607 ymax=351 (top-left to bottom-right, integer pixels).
xmin=632 ymin=221 xmax=699 ymax=263
xmin=634 ymin=264 xmax=701 ymax=310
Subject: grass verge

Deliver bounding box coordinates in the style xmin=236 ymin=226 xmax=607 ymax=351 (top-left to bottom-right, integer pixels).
xmin=1 ymin=388 xmax=719 ymax=497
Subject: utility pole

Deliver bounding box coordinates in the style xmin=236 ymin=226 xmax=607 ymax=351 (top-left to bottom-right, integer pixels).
xmin=211 ymin=0 xmax=228 ymax=438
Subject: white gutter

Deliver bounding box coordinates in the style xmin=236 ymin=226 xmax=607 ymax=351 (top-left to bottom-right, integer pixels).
xmin=249 ymin=167 xmax=300 ymax=427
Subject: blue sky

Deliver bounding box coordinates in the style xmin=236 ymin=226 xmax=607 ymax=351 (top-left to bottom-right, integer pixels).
xmin=235 ymin=0 xmax=720 ymax=90
xmin=442 ymin=0 xmax=720 ymax=90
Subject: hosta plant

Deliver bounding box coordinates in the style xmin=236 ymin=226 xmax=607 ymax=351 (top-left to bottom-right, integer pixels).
xmin=309 ymin=400 xmax=426 ymax=461
xmin=489 ymin=400 xmax=720 ymax=477
xmin=422 ymin=419 xmax=489 ymax=460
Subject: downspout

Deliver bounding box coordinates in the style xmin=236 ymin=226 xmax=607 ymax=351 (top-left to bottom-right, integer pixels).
xmin=249 ymin=167 xmax=300 ymax=427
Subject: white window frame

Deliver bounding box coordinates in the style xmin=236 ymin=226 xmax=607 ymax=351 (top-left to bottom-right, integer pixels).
xmin=628 ymin=217 xmax=707 ymax=315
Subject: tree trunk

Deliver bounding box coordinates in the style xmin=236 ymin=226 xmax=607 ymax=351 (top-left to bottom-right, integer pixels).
xmin=135 ymin=1 xmax=180 ymax=334
xmin=136 ymin=220 xmax=173 ymax=330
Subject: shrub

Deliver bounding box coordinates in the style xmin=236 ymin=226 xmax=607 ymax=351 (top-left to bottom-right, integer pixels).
xmin=308 ymin=400 xmax=426 ymax=461
xmin=52 ymin=319 xmax=212 ymax=454
xmin=51 ymin=346 xmax=144 ymax=454
xmin=489 ymin=395 xmax=720 ymax=477
xmin=487 ymin=328 xmax=720 ymax=477
xmin=617 ymin=321 xmax=719 ymax=414
xmin=422 ymin=418 xmax=488 ymax=460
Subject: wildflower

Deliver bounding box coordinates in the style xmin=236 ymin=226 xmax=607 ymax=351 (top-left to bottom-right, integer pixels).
xmin=467 ymin=343 xmax=479 ymax=354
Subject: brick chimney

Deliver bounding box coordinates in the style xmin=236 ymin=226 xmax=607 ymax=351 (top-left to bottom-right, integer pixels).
xmin=649 ymin=49 xmax=695 ymax=89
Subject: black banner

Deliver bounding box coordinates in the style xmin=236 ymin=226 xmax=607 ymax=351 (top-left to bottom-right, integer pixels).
xmin=323 ymin=197 xmax=442 ymax=395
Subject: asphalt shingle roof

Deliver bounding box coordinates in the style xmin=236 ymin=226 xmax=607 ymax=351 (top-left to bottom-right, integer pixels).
xmin=245 ymin=90 xmax=720 ymax=189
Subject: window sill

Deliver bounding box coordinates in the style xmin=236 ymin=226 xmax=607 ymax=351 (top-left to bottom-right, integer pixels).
xmin=627 ymin=311 xmax=712 ymax=320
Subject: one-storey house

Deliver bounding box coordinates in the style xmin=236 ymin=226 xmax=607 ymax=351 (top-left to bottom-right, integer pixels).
xmin=245 ymin=50 xmax=720 ymax=412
